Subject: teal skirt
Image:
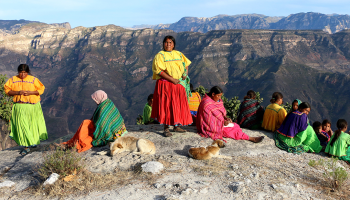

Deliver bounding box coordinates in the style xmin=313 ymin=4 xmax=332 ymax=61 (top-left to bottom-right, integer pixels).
xmin=10 ymin=103 xmax=48 ymax=147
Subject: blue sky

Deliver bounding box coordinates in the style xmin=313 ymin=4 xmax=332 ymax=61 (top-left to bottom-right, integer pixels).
xmin=1 ymin=0 xmax=349 ymax=28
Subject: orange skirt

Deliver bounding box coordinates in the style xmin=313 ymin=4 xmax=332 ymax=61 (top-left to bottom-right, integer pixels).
xmin=62 ymin=120 xmax=95 ymax=153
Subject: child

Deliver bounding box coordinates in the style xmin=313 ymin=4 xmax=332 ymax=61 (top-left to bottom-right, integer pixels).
xmin=291 ymin=99 xmax=302 ymax=112
xmin=325 ymin=119 xmax=350 ymax=164
xmin=313 ymin=121 xmax=329 ymax=147
xmin=188 ymin=84 xmax=201 ymax=125
xmin=322 ymin=119 xmax=333 ymax=138
xmin=143 ymin=94 xmax=157 ymax=125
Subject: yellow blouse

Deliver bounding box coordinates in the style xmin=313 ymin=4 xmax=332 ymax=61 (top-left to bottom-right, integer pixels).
xmin=152 ymin=50 xmax=191 ymax=80
xmin=4 ymin=75 xmax=45 ymax=104
xmin=262 ymin=103 xmax=287 ymax=132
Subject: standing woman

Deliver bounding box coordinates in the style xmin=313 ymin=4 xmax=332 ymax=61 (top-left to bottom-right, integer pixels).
xmin=4 ymin=64 xmax=48 ymax=155
xmin=151 ymin=35 xmax=193 ymax=137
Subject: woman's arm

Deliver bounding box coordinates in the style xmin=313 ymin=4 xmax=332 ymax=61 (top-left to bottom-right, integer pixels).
xmin=7 ymin=90 xmax=25 ymax=96
xmin=159 ymin=72 xmax=180 ymax=85
xmin=24 ymin=91 xmax=39 ymax=96
xmin=8 ymin=90 xmax=39 ymax=96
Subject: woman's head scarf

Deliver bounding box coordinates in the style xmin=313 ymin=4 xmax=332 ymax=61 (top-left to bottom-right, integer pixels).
xmin=294 ymin=99 xmax=302 ymax=105
xmin=91 ymin=90 xmax=108 ymax=104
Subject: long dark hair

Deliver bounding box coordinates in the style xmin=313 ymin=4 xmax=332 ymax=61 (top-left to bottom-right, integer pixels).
xmin=298 ymin=102 xmax=311 ymax=111
xmin=270 ymin=92 xmax=283 ymax=104
xmin=163 ymin=35 xmax=176 ymax=51
xmin=207 ymin=86 xmax=223 ymax=96
xmin=283 ymin=101 xmax=311 ymax=125
xmin=17 ymin=64 xmax=30 ymax=74
xmin=329 ymin=119 xmax=348 ymax=146
xmin=312 ymin=121 xmax=322 ymax=134
xmin=244 ymin=90 xmax=256 ymax=100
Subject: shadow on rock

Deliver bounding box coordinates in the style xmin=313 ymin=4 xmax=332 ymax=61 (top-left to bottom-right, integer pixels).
xmin=173 ymin=145 xmax=192 ymax=157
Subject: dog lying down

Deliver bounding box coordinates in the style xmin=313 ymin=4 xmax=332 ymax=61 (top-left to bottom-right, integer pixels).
xmin=188 ymin=140 xmax=231 ymax=160
xmin=109 ymin=136 xmax=156 ymax=156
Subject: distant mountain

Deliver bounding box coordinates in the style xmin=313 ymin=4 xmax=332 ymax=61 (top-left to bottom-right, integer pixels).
xmin=0 ymin=20 xmax=71 ymax=33
xmin=131 ymin=12 xmax=350 ymax=34
xmin=0 ymin=19 xmax=40 ymax=32
xmin=2 ymin=23 xmax=350 ymax=142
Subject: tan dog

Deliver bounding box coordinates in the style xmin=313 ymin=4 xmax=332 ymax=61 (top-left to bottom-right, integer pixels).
xmin=110 ymin=136 xmax=156 ymax=156
xmin=188 ymin=140 xmax=231 ymax=160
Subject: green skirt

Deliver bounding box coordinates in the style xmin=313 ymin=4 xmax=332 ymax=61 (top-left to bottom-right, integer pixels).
xmin=10 ymin=103 xmax=48 ymax=147
xmin=274 ymin=125 xmax=322 ymax=154
xmin=339 ymin=147 xmax=350 ymax=164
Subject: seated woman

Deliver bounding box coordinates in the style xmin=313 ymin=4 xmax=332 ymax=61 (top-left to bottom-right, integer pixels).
xmin=236 ymin=90 xmax=264 ymax=130
xmin=262 ymin=92 xmax=287 ymax=132
xmin=62 ymin=90 xmax=127 ymax=152
xmin=325 ymin=119 xmax=350 ymax=164
xmin=188 ymin=84 xmax=201 ymax=125
xmin=274 ymin=102 xmax=322 ymax=154
xmin=196 ymin=86 xmax=264 ymax=143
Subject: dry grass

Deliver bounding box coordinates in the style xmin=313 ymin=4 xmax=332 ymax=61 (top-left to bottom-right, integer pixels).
xmin=190 ymin=158 xmax=231 ymax=176
xmin=29 ymin=166 xmax=163 ymax=198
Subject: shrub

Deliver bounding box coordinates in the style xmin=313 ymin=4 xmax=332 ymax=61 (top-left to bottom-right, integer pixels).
xmin=324 ymin=158 xmax=348 ymax=189
xmin=38 ymin=147 xmax=84 ymax=179
xmin=195 ymin=85 xmax=208 ymax=97
xmin=308 ymin=158 xmax=348 ymax=190
xmin=222 ymin=95 xmax=241 ymax=121
xmin=0 ymin=74 xmax=13 ymax=150
xmin=136 ymin=114 xmax=144 ymax=125
xmin=282 ymin=102 xmax=292 ymax=113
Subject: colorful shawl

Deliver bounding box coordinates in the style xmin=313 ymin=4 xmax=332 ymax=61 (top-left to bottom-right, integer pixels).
xmin=236 ymin=99 xmax=264 ymax=129
xmin=196 ymin=94 xmax=226 ymax=140
xmin=178 ymin=57 xmax=191 ymax=101
xmin=276 ymin=110 xmax=308 ymax=138
xmin=91 ymin=98 xmax=127 ymax=146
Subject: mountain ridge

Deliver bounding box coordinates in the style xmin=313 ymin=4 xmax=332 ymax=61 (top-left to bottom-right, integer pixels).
xmin=130 ymin=12 xmax=350 ymax=34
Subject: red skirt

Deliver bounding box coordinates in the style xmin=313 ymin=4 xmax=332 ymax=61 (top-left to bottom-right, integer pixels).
xmin=151 ymin=79 xmax=193 ymax=126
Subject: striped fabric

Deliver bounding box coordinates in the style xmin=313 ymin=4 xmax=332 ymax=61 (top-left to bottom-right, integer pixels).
xmin=189 ymin=92 xmax=201 ymax=113
xmin=196 ymin=94 xmax=226 ymax=140
xmin=274 ymin=131 xmax=306 ymax=154
xmin=236 ymin=99 xmax=264 ymax=129
xmin=91 ymin=98 xmax=127 ymax=146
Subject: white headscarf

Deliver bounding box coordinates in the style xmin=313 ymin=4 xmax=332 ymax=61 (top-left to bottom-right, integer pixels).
xmin=91 ymin=90 xmax=108 ymax=104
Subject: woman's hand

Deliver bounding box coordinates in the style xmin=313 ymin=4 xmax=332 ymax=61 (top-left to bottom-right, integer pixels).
xmin=224 ymin=117 xmax=233 ymax=123
xmin=23 ymin=91 xmax=39 ymax=96
xmin=171 ymin=79 xmax=180 ymax=85
xmin=182 ymin=74 xmax=187 ymax=80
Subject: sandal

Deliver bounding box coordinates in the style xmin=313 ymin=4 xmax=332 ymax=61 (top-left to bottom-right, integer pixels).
xmin=163 ymin=128 xmax=173 ymax=137
xmin=174 ymin=127 xmax=187 ymax=133
xmin=19 ymin=148 xmax=30 ymax=156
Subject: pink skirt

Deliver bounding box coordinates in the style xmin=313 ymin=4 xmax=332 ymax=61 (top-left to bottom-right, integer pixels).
xmin=223 ymin=123 xmax=250 ymax=140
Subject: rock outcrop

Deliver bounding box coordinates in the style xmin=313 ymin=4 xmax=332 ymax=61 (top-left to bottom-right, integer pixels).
xmin=0 ymin=125 xmax=349 ymax=199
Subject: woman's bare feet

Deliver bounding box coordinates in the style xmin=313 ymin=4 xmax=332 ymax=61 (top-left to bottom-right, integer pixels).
xmin=249 ymin=136 xmax=265 ymax=143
